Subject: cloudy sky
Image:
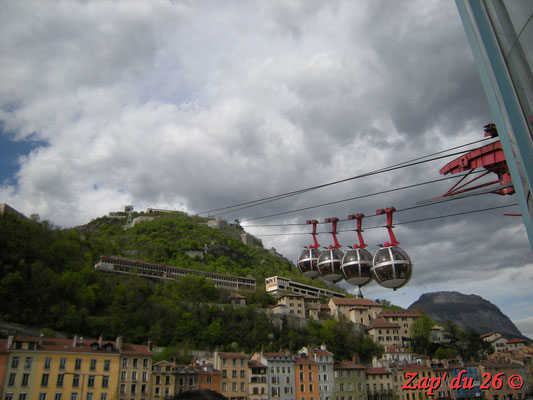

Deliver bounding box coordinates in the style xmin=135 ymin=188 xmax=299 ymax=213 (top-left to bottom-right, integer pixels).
xmin=1 ymin=1 xmax=532 ymax=337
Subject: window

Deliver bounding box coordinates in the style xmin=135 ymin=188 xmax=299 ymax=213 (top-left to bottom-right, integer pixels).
xmin=131 ymin=384 xmax=136 ymax=394
xmin=143 ymin=358 xmax=149 ymax=368
xmin=121 ymin=358 xmax=128 ymax=367
xmin=38 ymin=394 xmax=47 ymax=400
xmin=222 ymin=383 xmax=227 ymax=392
xmin=8 ymin=373 xmax=16 ymax=386
xmin=240 ymin=370 xmax=245 ymax=378
xmin=57 ymin=374 xmax=64 ymax=387
xmin=103 ymin=360 xmax=110 ymax=372
xmin=120 ymin=384 xmax=126 ymax=394
xmin=133 ymin=358 xmax=138 ymax=368
xmin=73 ymin=375 xmax=80 ymax=388
xmin=155 ymin=375 xmax=160 ymax=385
xmin=99 ymin=395 xmax=107 ymax=400
xmin=102 ymin=376 xmax=109 ymax=388
xmin=44 ymin=358 xmax=52 ymax=370
xmin=70 ymin=394 xmax=77 ymax=400
xmin=132 ymin=371 xmax=137 ymax=381
xmin=54 ymin=394 xmax=62 ymax=400
xmin=5 ymin=394 xmax=13 ymax=400
xmin=24 ymin=357 xmax=32 ymax=369
xmin=141 ymin=384 xmax=146 ymax=394
xmin=11 ymin=357 xmax=19 ymax=369
xmin=41 ymin=373 xmax=49 ymax=387
xmin=232 ymin=370 xmax=237 ymax=378
xmin=86 ymin=394 xmax=93 ymax=400
xmin=121 ymin=371 xmax=127 ymax=381
xmin=59 ymin=358 xmax=66 ymax=370
xmin=75 ymin=359 xmax=82 ymax=371
xmin=142 ymin=371 xmax=147 ymax=381
xmin=88 ymin=375 xmax=95 ymax=388
xmin=165 ymin=375 xmax=170 ymax=385
xmin=232 ymin=382 xmax=237 ymax=391
xmin=241 ymin=382 xmax=245 ymax=391
xmin=18 ymin=394 xmax=27 ymax=400
xmin=90 ymin=359 xmax=96 ymax=371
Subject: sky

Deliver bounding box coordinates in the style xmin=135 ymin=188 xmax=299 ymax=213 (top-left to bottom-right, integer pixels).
xmin=1 ymin=1 xmax=532 ymax=337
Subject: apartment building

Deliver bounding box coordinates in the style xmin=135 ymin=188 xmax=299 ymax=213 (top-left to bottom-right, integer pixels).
xmin=365 ymin=368 xmax=394 ymax=400
xmin=117 ymin=338 xmax=153 ymax=400
xmin=378 ymin=310 xmax=422 ymax=339
xmin=300 ymin=346 xmax=334 ymax=400
xmin=276 ymin=294 xmax=306 ymax=317
xmin=367 ymin=319 xmax=401 ymax=347
xmin=333 ymin=359 xmax=366 ymax=400
xmin=248 ymin=360 xmax=268 ymax=400
xmin=195 ymin=362 xmax=221 ymax=394
xmin=1 ymin=335 xmax=152 ymax=400
xmin=265 ymin=276 xmax=346 ymax=298
xmin=252 ymin=352 xmax=295 ymax=400
xmin=294 ymin=356 xmax=319 ymax=400
xmin=151 ymin=361 xmax=175 ymax=399
xmin=213 ymin=352 xmax=248 ymax=400
xmin=328 ymin=298 xmax=382 ymax=325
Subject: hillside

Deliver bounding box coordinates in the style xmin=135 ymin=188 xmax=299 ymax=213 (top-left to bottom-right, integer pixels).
xmin=408 ymin=291 xmax=528 ymax=340
xmin=0 ymin=210 xmax=362 ymax=356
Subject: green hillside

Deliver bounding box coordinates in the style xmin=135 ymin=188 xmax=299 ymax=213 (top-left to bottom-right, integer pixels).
xmin=1 ymin=211 xmax=375 ymax=361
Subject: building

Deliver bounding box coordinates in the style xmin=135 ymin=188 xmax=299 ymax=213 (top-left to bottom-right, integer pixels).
xmin=116 ymin=337 xmax=153 ymax=400
xmin=94 ymin=256 xmax=256 ymax=291
xmin=367 ymin=319 xmax=401 ymax=347
xmin=365 ymin=367 xmax=394 ymax=400
xmin=276 ymin=294 xmax=306 ymax=317
xmin=0 ymin=339 xmax=8 ymax=396
xmin=265 ymin=276 xmax=346 ymax=299
xmin=152 ymin=360 xmax=175 ymax=399
xmin=174 ymin=365 xmax=199 ymax=394
xmin=456 ymin=1 xmax=533 ymax=250
xmin=333 ymin=359 xmax=366 ymax=400
xmin=378 ymin=310 xmax=422 ymax=340
xmin=476 ymin=362 xmax=528 ymax=400
xmin=294 ymin=355 xmax=320 ymax=400
xmin=252 ymin=352 xmax=295 ymax=400
xmin=248 ymin=360 xmax=268 ymax=400
xmin=213 ymin=352 xmax=248 ymax=400
xmin=328 ymin=298 xmax=383 ymax=325
xmin=0 ymin=335 xmax=152 ymax=400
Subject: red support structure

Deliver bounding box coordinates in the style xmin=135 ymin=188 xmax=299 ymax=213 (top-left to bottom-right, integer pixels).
xmin=306 ymin=220 xmax=320 ymax=249
xmin=325 ymin=217 xmax=342 ymax=249
xmin=348 ymin=213 xmax=368 ymax=249
xmin=376 ymin=207 xmax=399 ymax=247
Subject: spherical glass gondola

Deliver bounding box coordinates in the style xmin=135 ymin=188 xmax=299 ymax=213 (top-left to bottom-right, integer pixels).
xmin=371 ymin=246 xmax=412 ymax=290
xmin=297 ymin=248 xmax=321 ymax=278
xmin=341 ymin=248 xmax=373 ymax=287
xmin=317 ymin=248 xmax=344 ymax=283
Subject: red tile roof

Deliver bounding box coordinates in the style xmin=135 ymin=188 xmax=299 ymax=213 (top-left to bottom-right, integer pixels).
xmin=219 ymin=352 xmax=248 ymax=359
xmin=331 ymin=298 xmax=381 ymax=307
xmin=365 ymin=367 xmax=392 ymax=375
xmin=334 ymin=360 xmax=365 ymax=370
xmin=507 ymin=338 xmax=526 ymax=343
xmin=380 ymin=309 xmax=422 ymax=317
xmin=314 ymin=349 xmax=333 ymax=356
xmin=369 ymin=318 xmax=400 ymax=329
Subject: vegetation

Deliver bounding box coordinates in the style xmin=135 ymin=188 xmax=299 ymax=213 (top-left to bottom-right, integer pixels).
xmin=0 ymin=212 xmax=380 ymax=362
xmin=410 ymin=317 xmax=493 ymax=361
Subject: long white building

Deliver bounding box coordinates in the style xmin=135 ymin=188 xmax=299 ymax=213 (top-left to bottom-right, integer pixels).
xmin=265 ymin=276 xmax=345 ymax=298
xmin=94 ymin=255 xmax=256 ymax=291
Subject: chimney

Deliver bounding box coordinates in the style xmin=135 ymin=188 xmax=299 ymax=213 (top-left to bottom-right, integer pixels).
xmin=148 ymin=341 xmax=153 ymax=352
xmin=39 ymin=333 xmax=44 ymax=346
xmin=99 ymin=334 xmax=103 ymax=347
xmin=7 ymin=334 xmax=14 ymax=350
xmin=73 ymin=335 xmax=78 ymax=348
xmin=116 ymin=336 xmax=123 ymax=351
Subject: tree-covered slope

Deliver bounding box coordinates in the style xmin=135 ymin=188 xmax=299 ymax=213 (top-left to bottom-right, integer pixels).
xmin=1 ymin=211 xmax=364 ymax=359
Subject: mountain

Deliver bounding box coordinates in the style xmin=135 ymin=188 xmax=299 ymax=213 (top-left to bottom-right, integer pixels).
xmin=408 ymin=291 xmax=528 ymax=340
